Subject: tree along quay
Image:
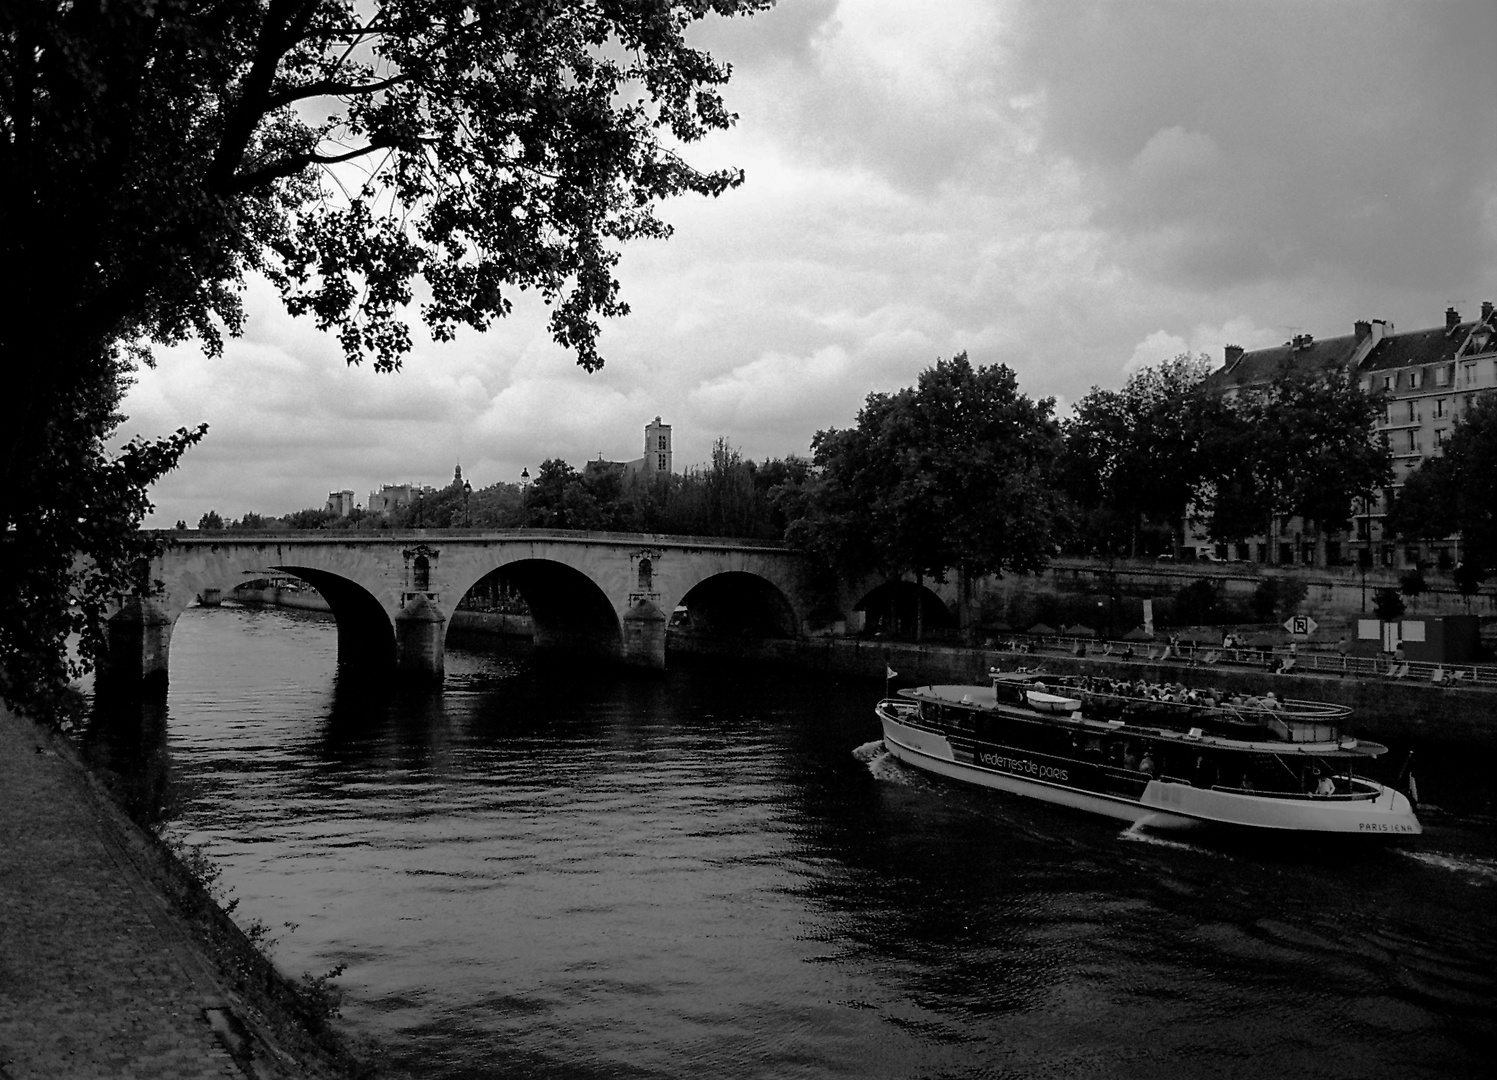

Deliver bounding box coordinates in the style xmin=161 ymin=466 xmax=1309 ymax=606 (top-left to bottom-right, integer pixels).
xmin=668 ymin=633 xmax=1497 ymax=752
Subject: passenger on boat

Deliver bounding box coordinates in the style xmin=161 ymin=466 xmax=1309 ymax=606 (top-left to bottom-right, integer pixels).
xmin=1139 ymin=751 xmax=1156 ymax=776
xmin=1315 ymin=772 xmax=1335 ymax=796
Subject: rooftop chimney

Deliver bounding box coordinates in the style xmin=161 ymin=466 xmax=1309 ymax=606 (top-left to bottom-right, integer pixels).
xmin=1483 ymin=301 xmax=1494 ymax=323
xmin=1446 ymin=306 xmax=1461 ymax=331
xmin=1224 ymin=344 xmax=1244 ymax=368
xmin=1354 ymin=319 xmax=1371 ymax=342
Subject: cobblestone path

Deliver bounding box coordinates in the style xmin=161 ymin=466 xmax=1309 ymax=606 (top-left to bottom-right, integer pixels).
xmin=0 ymin=705 xmax=250 ymax=1079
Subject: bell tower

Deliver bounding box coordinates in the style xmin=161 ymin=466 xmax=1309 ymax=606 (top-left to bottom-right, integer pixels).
xmin=643 ymin=416 xmax=672 ymax=474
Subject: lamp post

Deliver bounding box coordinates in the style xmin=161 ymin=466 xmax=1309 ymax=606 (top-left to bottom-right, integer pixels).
xmin=520 ymin=467 xmax=530 ymax=525
xmin=463 ymin=479 xmax=472 ymax=528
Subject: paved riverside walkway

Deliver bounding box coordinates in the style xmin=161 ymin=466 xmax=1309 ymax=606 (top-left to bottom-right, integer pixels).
xmin=0 ymin=704 xmax=368 ymax=1080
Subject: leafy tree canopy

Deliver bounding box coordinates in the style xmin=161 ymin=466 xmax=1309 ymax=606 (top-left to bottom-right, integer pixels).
xmin=1198 ymin=362 xmax=1390 ymax=556
xmin=1 ymin=0 xmax=769 ymax=717
xmin=1062 ymin=353 xmax=1212 ymax=555
xmin=792 ymin=353 xmax=1066 ymax=625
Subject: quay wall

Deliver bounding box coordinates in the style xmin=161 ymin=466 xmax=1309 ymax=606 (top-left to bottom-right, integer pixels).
xmin=229 ymin=585 xmax=332 ymax=612
xmin=449 ymin=611 xmax=535 ymax=637
xmin=980 ymin=557 xmax=1497 ymax=631
xmin=670 ymin=635 xmax=1497 ymax=751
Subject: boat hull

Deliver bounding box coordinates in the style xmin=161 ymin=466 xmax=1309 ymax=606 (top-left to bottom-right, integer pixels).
xmin=878 ymin=707 xmax=1421 ymax=837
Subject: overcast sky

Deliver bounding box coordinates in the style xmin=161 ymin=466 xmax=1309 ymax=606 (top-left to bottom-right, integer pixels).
xmin=124 ymin=0 xmax=1497 ymax=527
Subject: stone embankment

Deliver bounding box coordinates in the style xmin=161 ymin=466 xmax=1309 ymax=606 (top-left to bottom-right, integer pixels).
xmin=0 ymin=704 xmax=391 ymax=1080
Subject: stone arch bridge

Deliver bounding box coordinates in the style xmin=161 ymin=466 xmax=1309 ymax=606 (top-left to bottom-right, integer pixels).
xmin=106 ymin=529 xmax=823 ymax=686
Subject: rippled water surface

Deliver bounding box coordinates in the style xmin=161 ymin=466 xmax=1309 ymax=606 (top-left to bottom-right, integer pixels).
xmin=90 ymin=607 xmax=1496 ymax=1079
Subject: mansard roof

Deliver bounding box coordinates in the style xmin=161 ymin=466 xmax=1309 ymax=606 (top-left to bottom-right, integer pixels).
xmin=1358 ymin=322 xmax=1475 ymax=373
xmin=1200 ymin=331 xmax=1362 ymax=395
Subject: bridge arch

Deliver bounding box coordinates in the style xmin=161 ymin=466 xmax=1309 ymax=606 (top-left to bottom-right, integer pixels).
xmin=852 ymin=579 xmax=955 ymax=639
xmin=120 ymin=548 xmax=401 ymax=687
xmin=666 ymin=570 xmax=800 ymax=641
xmin=268 ymin=566 xmax=396 ymax=669
xmin=448 ymin=557 xmax=623 ymax=661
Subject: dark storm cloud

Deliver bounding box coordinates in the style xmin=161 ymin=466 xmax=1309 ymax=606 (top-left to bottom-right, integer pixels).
xmin=1009 ymin=0 xmax=1497 ymax=292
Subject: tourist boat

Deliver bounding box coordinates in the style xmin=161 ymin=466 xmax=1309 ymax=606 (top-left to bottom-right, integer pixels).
xmin=874 ymin=670 xmax=1421 ymax=837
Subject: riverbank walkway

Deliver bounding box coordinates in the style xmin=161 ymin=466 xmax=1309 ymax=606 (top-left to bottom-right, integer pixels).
xmin=0 ymin=704 xmax=251 ymax=1077
xmin=0 ymin=703 xmax=367 ymax=1079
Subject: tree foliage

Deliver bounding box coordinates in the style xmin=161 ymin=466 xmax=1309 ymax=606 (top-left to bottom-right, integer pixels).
xmin=1387 ymin=393 xmax=1497 ymax=570
xmin=1 ymin=0 xmax=768 ymax=715
xmin=1062 ymin=353 xmax=1213 ymax=556
xmin=1197 ymin=362 xmax=1390 ymax=559
xmin=791 ymin=353 xmax=1066 ymax=629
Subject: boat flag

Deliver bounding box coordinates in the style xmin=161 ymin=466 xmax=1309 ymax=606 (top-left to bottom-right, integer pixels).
xmin=886 ymin=666 xmax=897 ymax=679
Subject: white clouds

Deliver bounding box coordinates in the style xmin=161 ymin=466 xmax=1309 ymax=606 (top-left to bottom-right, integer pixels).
xmin=1121 ymin=331 xmax=1191 ymax=377
xmin=122 ymin=0 xmax=1497 ymax=526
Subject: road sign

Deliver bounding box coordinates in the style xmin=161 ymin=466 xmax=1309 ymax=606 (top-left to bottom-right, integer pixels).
xmin=1283 ymin=615 xmax=1318 ymax=636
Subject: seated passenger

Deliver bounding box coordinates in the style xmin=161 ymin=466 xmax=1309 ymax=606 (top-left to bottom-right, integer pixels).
xmin=1139 ymin=751 xmax=1156 ymax=776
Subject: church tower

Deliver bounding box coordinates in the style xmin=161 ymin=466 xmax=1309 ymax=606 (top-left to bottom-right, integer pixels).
xmin=643 ymin=416 xmax=672 ymax=474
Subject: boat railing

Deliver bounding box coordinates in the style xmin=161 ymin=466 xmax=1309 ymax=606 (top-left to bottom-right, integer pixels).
xmin=1062 ymin=684 xmax=1353 ymax=724
xmin=1209 ymin=784 xmax=1380 ymax=802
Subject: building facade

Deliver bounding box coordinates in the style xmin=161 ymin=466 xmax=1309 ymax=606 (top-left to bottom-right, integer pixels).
xmin=368 ymin=483 xmax=419 ymax=514
xmin=325 ymin=489 xmax=356 ymax=517
xmin=1195 ymin=301 xmax=1496 ymax=569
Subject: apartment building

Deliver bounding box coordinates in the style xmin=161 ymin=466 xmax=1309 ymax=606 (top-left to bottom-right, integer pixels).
xmin=1195 ymin=301 xmax=1496 ymax=568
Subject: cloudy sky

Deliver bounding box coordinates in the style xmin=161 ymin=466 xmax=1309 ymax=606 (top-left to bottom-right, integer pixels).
xmin=124 ymin=0 xmax=1497 ymax=527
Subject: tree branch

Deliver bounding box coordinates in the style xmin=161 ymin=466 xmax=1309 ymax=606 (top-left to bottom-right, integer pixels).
xmin=264 ymin=71 xmax=409 ymax=110
xmin=207 ymin=0 xmax=323 ymax=192
xmin=228 ymin=136 xmax=389 ymax=190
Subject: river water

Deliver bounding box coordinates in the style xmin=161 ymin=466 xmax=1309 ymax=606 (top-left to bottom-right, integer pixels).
xmin=86 ymin=605 xmax=1494 ymax=1079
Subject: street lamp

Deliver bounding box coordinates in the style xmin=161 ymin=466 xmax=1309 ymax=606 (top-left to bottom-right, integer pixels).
xmin=463 ymin=479 xmax=472 ymax=527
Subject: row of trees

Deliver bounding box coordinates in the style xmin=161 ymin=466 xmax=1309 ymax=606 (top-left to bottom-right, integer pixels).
xmin=199 ymin=440 xmax=813 ymax=540
xmin=1063 ymin=355 xmax=1392 ymax=561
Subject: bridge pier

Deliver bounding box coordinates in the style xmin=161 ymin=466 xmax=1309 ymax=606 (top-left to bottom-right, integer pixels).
xmin=395 ymin=596 xmax=447 ymax=681
xmin=621 ymin=599 xmax=667 ymax=670
xmin=101 ymin=597 xmax=173 ymax=688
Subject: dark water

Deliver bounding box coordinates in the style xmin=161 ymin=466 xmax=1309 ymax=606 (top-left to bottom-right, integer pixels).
xmin=88 ymin=606 xmax=1496 ymax=1079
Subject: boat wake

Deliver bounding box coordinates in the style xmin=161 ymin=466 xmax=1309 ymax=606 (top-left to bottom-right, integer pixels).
xmin=1118 ymin=820 xmax=1214 ymax=855
xmin=1397 ymin=848 xmax=1497 ymax=883
xmin=853 ymin=740 xmax=917 ymax=785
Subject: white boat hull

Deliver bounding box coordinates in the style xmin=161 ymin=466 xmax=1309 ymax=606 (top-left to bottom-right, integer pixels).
xmin=878 ymin=709 xmax=1421 ymax=837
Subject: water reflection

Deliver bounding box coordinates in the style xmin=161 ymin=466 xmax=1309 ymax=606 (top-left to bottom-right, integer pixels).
xmin=80 ymin=690 xmax=173 ymax=825
xmin=82 ymin=606 xmax=1497 ymax=1080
